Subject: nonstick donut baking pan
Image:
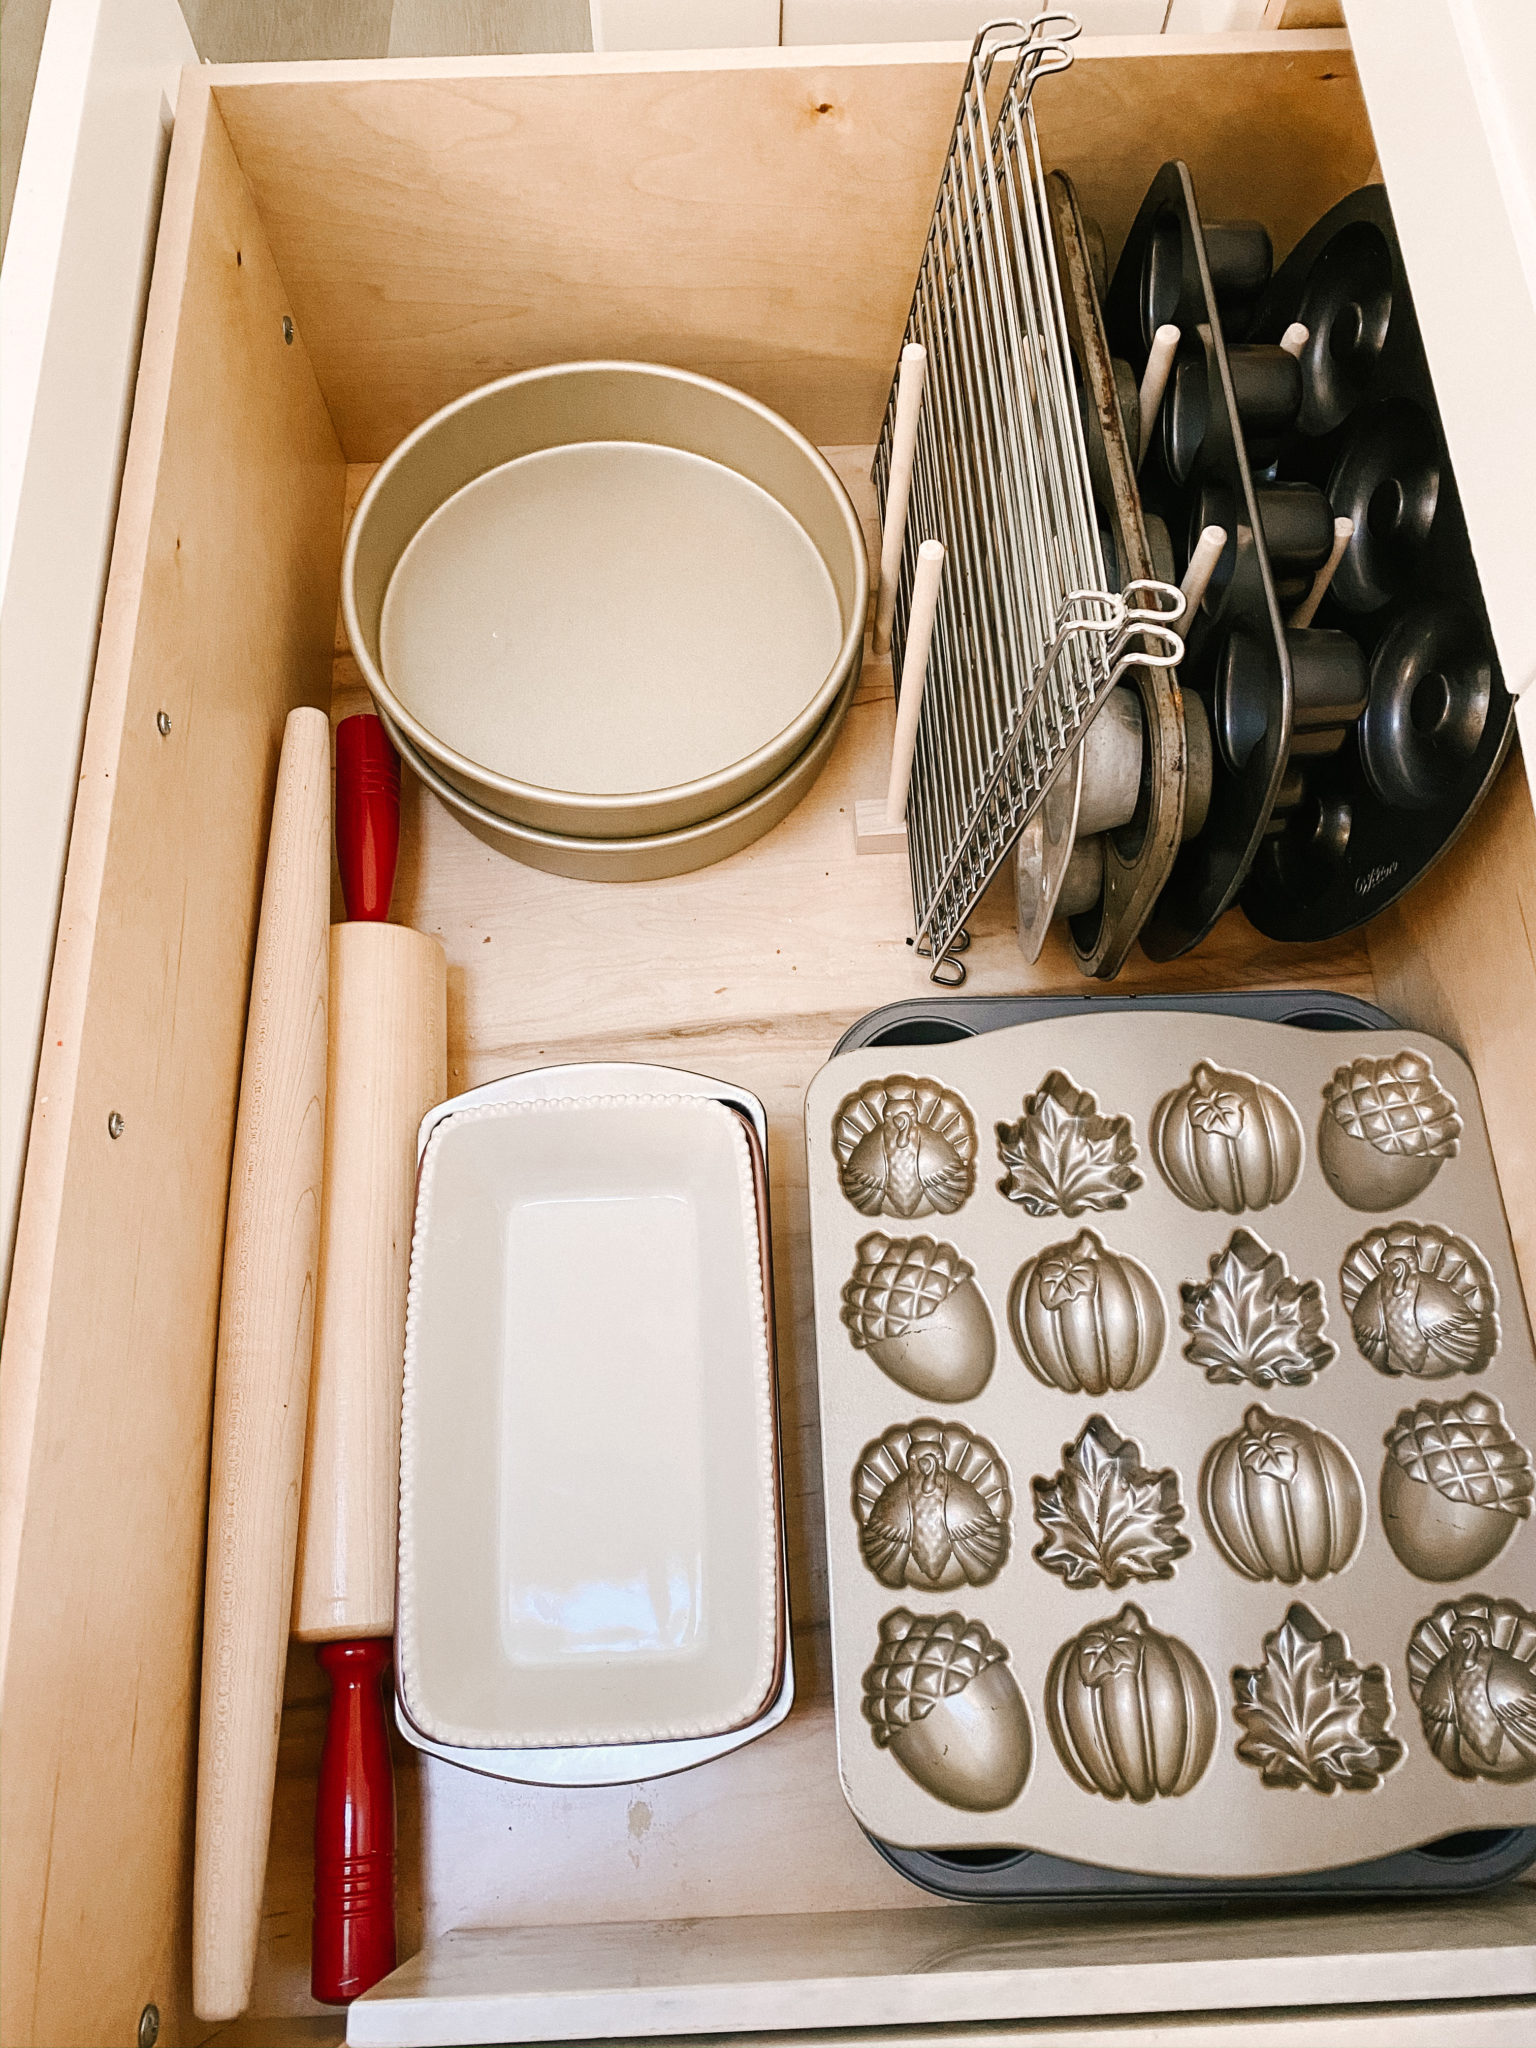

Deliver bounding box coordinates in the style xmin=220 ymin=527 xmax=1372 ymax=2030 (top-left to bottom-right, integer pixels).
xmin=1240 ymin=187 xmax=1515 ymax=943
xmin=806 ymin=1010 xmax=1535 ymax=1879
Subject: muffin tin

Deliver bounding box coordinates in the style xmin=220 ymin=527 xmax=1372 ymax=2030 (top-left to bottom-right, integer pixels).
xmin=1240 ymin=187 xmax=1515 ymax=941
xmin=806 ymin=1011 xmax=1536 ymax=1878
xmin=1103 ymin=165 xmax=1369 ymax=963
xmin=1011 ymin=171 xmax=1194 ymax=979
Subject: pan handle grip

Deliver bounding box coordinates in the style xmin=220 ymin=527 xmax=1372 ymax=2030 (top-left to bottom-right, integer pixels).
xmin=335 ymin=714 xmax=401 ymax=922
xmin=312 ymin=1638 xmax=396 ymax=2005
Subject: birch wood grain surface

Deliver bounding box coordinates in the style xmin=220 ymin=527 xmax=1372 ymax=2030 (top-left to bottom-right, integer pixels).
xmin=293 ymin=921 xmax=446 ymax=1641
xmin=194 ymin=705 xmax=332 ymax=2022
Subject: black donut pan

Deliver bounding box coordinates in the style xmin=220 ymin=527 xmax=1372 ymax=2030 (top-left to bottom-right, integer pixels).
xmin=834 ymin=988 xmax=1535 ymax=1901
xmin=1240 ymin=186 xmax=1514 ymax=943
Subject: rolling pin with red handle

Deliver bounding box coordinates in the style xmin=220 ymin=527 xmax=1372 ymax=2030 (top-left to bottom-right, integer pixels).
xmin=293 ymin=713 xmax=446 ymax=2004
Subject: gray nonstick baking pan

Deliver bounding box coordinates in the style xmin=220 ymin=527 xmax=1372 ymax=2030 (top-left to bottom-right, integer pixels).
xmin=344 ymin=361 xmax=867 ymax=839
xmin=818 ymin=991 xmax=1536 ymax=1900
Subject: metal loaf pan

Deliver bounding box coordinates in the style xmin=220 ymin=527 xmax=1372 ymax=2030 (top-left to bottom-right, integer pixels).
xmin=808 ymin=999 xmax=1536 ymax=1889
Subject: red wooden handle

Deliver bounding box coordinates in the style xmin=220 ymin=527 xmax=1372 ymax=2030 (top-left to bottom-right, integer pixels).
xmin=312 ymin=1638 xmax=396 ymax=2004
xmin=335 ymin=713 xmax=400 ymax=923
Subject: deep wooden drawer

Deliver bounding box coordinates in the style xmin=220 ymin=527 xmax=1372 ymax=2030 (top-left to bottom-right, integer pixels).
xmin=2 ymin=28 xmax=1533 ymax=2048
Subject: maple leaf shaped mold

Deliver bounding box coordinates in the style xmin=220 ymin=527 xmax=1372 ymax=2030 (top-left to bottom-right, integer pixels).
xmin=1233 ymin=1604 xmax=1404 ymax=1793
xmin=1180 ymin=1229 xmax=1336 ymax=1388
xmin=1032 ymin=1415 xmax=1189 ymax=1590
xmin=995 ymin=1071 xmax=1142 ymax=1218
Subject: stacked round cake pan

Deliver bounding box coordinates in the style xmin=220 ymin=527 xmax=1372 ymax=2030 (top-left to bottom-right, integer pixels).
xmin=342 ymin=362 xmax=868 ymax=880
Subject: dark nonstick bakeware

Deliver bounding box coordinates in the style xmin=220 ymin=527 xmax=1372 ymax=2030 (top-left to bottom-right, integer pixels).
xmin=1240 ymin=186 xmax=1515 ymax=944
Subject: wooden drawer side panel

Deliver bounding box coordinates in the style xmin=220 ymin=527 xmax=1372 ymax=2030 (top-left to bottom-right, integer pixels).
xmin=0 ymin=73 xmax=345 ymax=2048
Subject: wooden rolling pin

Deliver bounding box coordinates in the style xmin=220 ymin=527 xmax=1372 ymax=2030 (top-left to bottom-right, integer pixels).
xmin=293 ymin=713 xmax=446 ymax=2004
xmin=194 ymin=706 xmax=332 ymax=2022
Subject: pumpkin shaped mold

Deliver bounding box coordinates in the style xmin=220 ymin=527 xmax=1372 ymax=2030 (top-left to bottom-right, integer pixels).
xmin=1406 ymin=1595 xmax=1536 ymax=1783
xmin=1381 ymin=1393 xmax=1532 ymax=1581
xmin=1008 ymin=1229 xmax=1165 ymax=1396
xmin=833 ymin=1075 xmax=977 ymax=1219
xmin=1340 ymin=1222 xmax=1499 ymax=1380
xmin=1046 ymin=1604 xmax=1217 ymax=1802
xmin=841 ymin=1231 xmax=996 ymax=1402
xmin=1201 ymin=1406 xmax=1364 ymax=1585
xmin=853 ymin=1420 xmax=1011 ymax=1591
xmin=863 ymin=1608 xmax=1033 ymax=1810
xmin=1150 ymin=1062 xmax=1303 ymax=1214
xmin=1318 ymin=1050 xmax=1461 ymax=1212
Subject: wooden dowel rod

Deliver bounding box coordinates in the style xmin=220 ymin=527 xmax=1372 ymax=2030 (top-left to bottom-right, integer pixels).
xmin=1290 ymin=515 xmax=1354 ymax=629
xmin=873 ymin=343 xmax=926 ymax=657
xmin=194 ymin=706 xmax=331 ymax=2022
xmin=885 ymin=539 xmax=945 ymax=827
xmin=1180 ymin=524 xmax=1228 ymax=622
xmin=1138 ymin=323 xmax=1180 ymax=465
xmin=1279 ymin=321 xmax=1310 ymax=359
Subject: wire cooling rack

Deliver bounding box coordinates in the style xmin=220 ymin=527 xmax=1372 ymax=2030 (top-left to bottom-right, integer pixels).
xmin=874 ymin=15 xmax=1184 ymax=981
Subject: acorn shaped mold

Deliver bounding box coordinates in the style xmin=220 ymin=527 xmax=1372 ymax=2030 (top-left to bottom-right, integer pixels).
xmin=1046 ymin=1604 xmax=1216 ymax=1802
xmin=863 ymin=1609 xmax=1033 ymax=1810
xmin=833 ymin=1075 xmax=977 ymax=1218
xmin=1150 ymin=1062 xmax=1303 ymax=1214
xmin=842 ymin=1232 xmax=995 ymax=1401
xmin=1340 ymin=1222 xmax=1499 ymax=1380
xmin=1319 ymin=1050 xmax=1461 ymax=1211
xmin=1008 ymin=1229 xmax=1165 ymax=1396
xmin=1201 ymin=1406 xmax=1364 ymax=1585
xmin=1381 ymin=1393 xmax=1533 ymax=1582
xmin=853 ymin=1420 xmax=1011 ymax=1591
xmin=1406 ymin=1595 xmax=1536 ymax=1783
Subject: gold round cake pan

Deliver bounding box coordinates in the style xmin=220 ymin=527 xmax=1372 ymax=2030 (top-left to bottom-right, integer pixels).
xmin=343 ymin=361 xmax=868 ymax=838
xmin=380 ymin=645 xmax=856 ymax=883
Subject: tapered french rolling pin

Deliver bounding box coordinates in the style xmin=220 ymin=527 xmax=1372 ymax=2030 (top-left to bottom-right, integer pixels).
xmin=194 ymin=706 xmax=332 ymax=2021
xmin=293 ymin=712 xmax=446 ymax=2004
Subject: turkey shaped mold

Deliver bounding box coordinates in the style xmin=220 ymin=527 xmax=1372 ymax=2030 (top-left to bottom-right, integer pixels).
xmin=853 ymin=1421 xmax=1011 ymax=1591
xmin=1032 ymin=1415 xmax=1189 ymax=1591
xmin=1341 ymin=1222 xmax=1499 ymax=1379
xmin=833 ymin=1075 xmax=977 ymax=1219
xmin=1407 ymin=1596 xmax=1536 ymax=1784
xmin=842 ymin=1232 xmax=996 ymax=1402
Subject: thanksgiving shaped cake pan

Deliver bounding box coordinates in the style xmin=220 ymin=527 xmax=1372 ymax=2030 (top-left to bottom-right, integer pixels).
xmin=805 ymin=1013 xmax=1536 ymax=1876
